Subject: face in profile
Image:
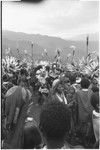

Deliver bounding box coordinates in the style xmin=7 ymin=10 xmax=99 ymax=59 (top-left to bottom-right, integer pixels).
xmin=69 ymin=86 xmax=75 ymax=94
xmin=57 ymin=84 xmax=63 ymax=93
xmin=92 ymin=78 xmax=98 ymax=86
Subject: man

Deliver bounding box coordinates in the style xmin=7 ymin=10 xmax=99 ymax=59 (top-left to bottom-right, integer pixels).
xmin=76 ymin=77 xmax=93 ymax=122
xmin=3 ymin=77 xmax=32 ymax=149
xmin=75 ymin=77 xmax=94 ymax=148
xmin=39 ymin=100 xmax=71 ymax=149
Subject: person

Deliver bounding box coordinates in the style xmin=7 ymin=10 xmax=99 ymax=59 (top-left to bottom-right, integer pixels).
xmin=91 ymin=85 xmax=99 ymax=93
xmin=23 ymin=118 xmax=42 ymax=149
xmin=90 ymin=92 xmax=99 ymax=144
xmin=64 ymin=80 xmax=75 ymax=105
xmin=75 ymin=77 xmax=95 ymax=148
xmin=75 ymin=77 xmax=93 ymax=122
xmin=69 ymin=73 xmax=76 ymax=85
xmin=52 ymin=80 xmax=67 ymax=104
xmin=89 ymin=76 xmax=99 ymax=92
xmin=39 ymin=100 xmax=71 ymax=149
xmin=3 ymin=77 xmax=32 ymax=149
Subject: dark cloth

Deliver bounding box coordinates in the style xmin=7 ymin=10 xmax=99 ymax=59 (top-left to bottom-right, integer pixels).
xmin=74 ymin=89 xmax=95 ymax=148
xmin=75 ymin=90 xmax=93 ymax=122
xmin=23 ymin=119 xmax=42 ymax=149
xmin=5 ymin=86 xmax=23 ymax=124
xmin=4 ymin=86 xmax=30 ymax=149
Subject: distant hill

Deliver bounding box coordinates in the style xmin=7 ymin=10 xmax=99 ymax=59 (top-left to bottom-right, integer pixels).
xmin=67 ymin=32 xmax=99 ymax=41
xmin=2 ymin=30 xmax=99 ymax=61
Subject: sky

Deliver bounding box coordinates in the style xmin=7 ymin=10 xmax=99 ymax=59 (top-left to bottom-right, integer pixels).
xmin=2 ymin=0 xmax=99 ymax=39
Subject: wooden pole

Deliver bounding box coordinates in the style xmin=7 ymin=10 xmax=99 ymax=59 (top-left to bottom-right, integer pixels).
xmin=86 ymin=35 xmax=89 ymax=58
xmin=31 ymin=42 xmax=34 ymax=65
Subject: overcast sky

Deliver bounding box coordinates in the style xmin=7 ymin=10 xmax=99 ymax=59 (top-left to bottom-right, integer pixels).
xmin=2 ymin=0 xmax=99 ymax=39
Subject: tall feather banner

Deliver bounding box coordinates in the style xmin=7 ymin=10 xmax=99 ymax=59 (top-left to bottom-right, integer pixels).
xmin=86 ymin=35 xmax=89 ymax=59
xmin=87 ymin=36 xmax=89 ymax=47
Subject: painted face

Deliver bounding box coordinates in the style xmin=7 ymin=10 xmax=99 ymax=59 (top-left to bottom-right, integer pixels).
xmin=70 ymin=87 xmax=75 ymax=94
xmin=57 ymin=84 xmax=63 ymax=93
xmin=64 ymin=82 xmax=70 ymax=90
xmin=92 ymin=78 xmax=98 ymax=85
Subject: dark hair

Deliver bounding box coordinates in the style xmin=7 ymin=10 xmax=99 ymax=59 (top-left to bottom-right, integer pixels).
xmin=39 ymin=100 xmax=71 ymax=140
xmin=92 ymin=78 xmax=98 ymax=85
xmin=17 ymin=76 xmax=29 ymax=86
xmin=90 ymin=92 xmax=99 ymax=111
xmin=92 ymin=85 xmax=99 ymax=93
xmin=45 ymin=65 xmax=50 ymax=72
xmin=69 ymin=74 xmax=76 ymax=84
xmin=3 ymin=74 xmax=9 ymax=82
xmin=23 ymin=121 xmax=42 ymax=149
xmin=20 ymin=68 xmax=28 ymax=76
xmin=80 ymin=78 xmax=90 ymax=89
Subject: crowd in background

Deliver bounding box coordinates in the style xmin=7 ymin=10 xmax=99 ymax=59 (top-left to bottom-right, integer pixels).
xmin=1 ymin=51 xmax=99 ymax=149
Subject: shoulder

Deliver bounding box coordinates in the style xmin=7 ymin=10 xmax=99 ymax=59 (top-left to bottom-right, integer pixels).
xmin=76 ymin=90 xmax=81 ymax=96
xmin=21 ymin=87 xmax=27 ymax=100
xmin=5 ymin=86 xmax=18 ymax=98
xmin=27 ymin=89 xmax=32 ymax=100
xmin=21 ymin=87 xmax=32 ymax=101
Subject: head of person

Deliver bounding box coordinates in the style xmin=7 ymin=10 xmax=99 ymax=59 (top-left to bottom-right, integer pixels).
xmin=56 ymin=83 xmax=63 ymax=94
xmin=11 ymin=73 xmax=18 ymax=85
xmin=92 ymin=77 xmax=98 ymax=86
xmin=90 ymin=92 xmax=99 ymax=113
xmin=69 ymin=86 xmax=75 ymax=94
xmin=23 ymin=122 xmax=42 ymax=149
xmin=91 ymin=85 xmax=99 ymax=93
xmin=39 ymin=100 xmax=71 ymax=149
xmin=69 ymin=74 xmax=76 ymax=84
xmin=45 ymin=65 xmax=50 ymax=72
xmin=20 ymin=68 xmax=28 ymax=77
xmin=17 ymin=76 xmax=29 ymax=87
xmin=2 ymin=74 xmax=9 ymax=82
xmin=80 ymin=77 xmax=90 ymax=89
xmin=52 ymin=79 xmax=62 ymax=94
xmin=62 ymin=78 xmax=70 ymax=90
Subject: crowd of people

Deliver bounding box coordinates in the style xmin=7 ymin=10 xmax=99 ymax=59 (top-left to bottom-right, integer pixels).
xmin=1 ymin=52 xmax=99 ymax=149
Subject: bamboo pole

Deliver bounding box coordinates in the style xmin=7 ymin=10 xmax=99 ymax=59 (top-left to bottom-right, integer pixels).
xmin=86 ymin=35 xmax=89 ymax=63
xmin=31 ymin=42 xmax=34 ymax=65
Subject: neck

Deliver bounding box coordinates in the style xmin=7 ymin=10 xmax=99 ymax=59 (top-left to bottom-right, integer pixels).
xmin=46 ymin=139 xmax=64 ymax=149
